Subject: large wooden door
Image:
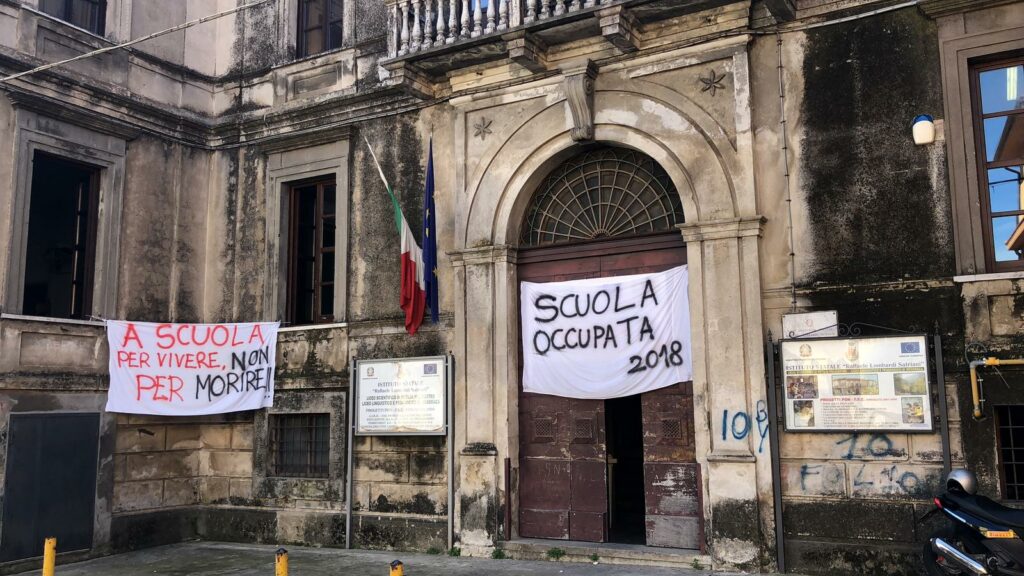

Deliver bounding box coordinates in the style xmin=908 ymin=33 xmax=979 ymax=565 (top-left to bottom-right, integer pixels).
xmin=517 ymin=233 xmax=689 ymax=543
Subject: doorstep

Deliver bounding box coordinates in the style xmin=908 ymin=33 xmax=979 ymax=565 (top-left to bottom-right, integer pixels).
xmin=501 ymin=538 xmax=711 ymax=569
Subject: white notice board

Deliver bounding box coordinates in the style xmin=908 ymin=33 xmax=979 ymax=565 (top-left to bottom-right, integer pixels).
xmin=354 ymin=356 xmax=448 ymax=435
xmin=780 ymin=335 xmax=933 ymax=432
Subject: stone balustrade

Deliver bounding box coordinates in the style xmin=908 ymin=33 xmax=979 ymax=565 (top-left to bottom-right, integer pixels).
xmin=386 ymin=0 xmax=623 ymax=58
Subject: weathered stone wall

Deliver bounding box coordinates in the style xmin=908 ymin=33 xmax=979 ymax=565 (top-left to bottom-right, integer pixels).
xmin=114 ymin=415 xmax=254 ymax=512
xmin=755 ymin=7 xmax=963 ymax=575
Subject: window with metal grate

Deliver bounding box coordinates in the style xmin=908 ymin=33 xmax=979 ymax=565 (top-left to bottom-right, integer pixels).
xmin=270 ymin=413 xmax=330 ymax=478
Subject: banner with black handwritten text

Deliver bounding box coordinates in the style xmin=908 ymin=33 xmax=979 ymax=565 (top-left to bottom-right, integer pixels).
xmin=105 ymin=321 xmax=279 ymax=415
xmin=520 ymin=266 xmax=691 ymax=399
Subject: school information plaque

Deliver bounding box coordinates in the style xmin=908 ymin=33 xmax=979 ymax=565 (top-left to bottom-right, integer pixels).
xmin=780 ymin=335 xmax=933 ymax=432
xmin=354 ymin=356 xmax=448 ymax=435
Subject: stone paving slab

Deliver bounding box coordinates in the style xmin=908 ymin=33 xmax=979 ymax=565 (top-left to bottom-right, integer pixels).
xmin=19 ymin=542 xmax=775 ymax=576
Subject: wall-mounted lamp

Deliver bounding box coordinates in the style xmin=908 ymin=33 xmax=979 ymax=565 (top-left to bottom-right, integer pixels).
xmin=913 ymin=114 xmax=935 ymax=145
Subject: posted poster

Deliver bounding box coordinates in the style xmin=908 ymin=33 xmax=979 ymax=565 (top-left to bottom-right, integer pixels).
xmin=780 ymin=335 xmax=933 ymax=432
xmin=520 ymin=266 xmax=691 ymax=399
xmin=106 ymin=321 xmax=279 ymax=416
xmin=355 ymin=357 xmax=447 ymax=435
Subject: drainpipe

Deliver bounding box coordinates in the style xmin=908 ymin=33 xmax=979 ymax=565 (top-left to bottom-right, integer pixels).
xmin=969 ymin=357 xmax=1024 ymax=418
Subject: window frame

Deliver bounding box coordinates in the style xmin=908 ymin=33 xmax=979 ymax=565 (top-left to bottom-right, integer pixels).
xmin=971 ymin=54 xmax=1024 ymax=272
xmin=286 ymin=177 xmax=337 ymax=326
xmin=269 ymin=412 xmax=331 ymax=479
xmin=23 ymin=152 xmax=102 ymax=320
xmin=40 ymin=0 xmax=107 ymax=35
xmin=296 ymin=0 xmax=343 ymax=58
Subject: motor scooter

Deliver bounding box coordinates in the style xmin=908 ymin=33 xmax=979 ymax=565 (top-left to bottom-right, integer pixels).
xmin=923 ymin=469 xmax=1024 ymax=575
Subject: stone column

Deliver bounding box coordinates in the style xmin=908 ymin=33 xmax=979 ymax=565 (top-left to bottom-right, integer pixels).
xmin=679 ymin=216 xmax=771 ymax=569
xmin=448 ymin=245 xmax=515 ymax=551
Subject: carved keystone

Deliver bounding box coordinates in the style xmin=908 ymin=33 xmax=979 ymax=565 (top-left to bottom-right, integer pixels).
xmin=561 ymin=60 xmax=598 ymax=142
xmin=597 ymin=5 xmax=640 ymax=53
xmin=503 ymin=31 xmax=547 ymax=73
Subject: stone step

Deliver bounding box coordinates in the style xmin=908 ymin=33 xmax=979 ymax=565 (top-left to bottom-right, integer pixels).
xmin=500 ymin=538 xmax=712 ymax=569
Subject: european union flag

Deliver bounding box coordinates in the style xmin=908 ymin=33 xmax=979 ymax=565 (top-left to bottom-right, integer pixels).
xmin=423 ymin=137 xmax=439 ymax=323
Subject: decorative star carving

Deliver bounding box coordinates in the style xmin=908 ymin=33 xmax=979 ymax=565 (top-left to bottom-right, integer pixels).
xmin=473 ymin=117 xmax=493 ymax=140
xmin=698 ymin=69 xmax=726 ymax=97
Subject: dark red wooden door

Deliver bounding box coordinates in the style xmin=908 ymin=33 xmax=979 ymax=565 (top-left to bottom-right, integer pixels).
xmin=517 ymin=233 xmax=689 ymax=543
xmin=642 ymin=384 xmax=702 ymax=549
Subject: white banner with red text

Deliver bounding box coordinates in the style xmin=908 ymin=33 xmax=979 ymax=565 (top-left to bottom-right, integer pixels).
xmin=520 ymin=266 xmax=691 ymax=399
xmin=105 ymin=321 xmax=280 ymax=415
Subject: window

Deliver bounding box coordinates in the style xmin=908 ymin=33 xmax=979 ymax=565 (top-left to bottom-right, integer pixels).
xmin=972 ymin=57 xmax=1024 ymax=270
xmin=39 ymin=0 xmax=106 ymax=35
xmin=297 ymin=0 xmax=342 ymax=58
xmin=996 ymin=405 xmax=1024 ymax=500
xmin=270 ymin=414 xmax=330 ymax=478
xmin=287 ymin=178 xmax=336 ymax=325
xmin=520 ymin=146 xmax=684 ymax=247
xmin=23 ymin=152 xmax=99 ymax=320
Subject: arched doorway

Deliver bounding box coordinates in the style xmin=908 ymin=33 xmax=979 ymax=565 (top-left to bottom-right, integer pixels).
xmin=516 ymin=146 xmax=701 ymax=548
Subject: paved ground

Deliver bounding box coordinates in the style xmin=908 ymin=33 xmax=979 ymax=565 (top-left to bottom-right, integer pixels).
xmin=20 ymin=542 xmax=771 ymax=575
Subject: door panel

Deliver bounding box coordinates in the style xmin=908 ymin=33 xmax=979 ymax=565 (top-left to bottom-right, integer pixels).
xmin=641 ymin=384 xmax=701 ymax=550
xmin=1 ymin=413 xmax=100 ymax=561
xmin=518 ymin=232 xmax=688 ymax=544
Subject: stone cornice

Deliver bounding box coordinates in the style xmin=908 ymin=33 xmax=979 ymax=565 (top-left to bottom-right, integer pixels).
xmin=678 ymin=216 xmax=766 ymax=243
xmin=448 ymin=245 xmax=518 ymax=266
xmin=918 ymin=0 xmax=1021 ymax=18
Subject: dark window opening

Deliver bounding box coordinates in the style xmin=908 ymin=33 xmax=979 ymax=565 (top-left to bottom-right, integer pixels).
xmin=39 ymin=0 xmax=106 ymax=35
xmin=270 ymin=413 xmax=330 ymax=478
xmin=23 ymin=152 xmax=99 ymax=320
xmin=297 ymin=0 xmax=342 ymax=58
xmin=287 ymin=178 xmax=336 ymax=325
xmin=971 ymin=56 xmax=1024 ymax=271
xmin=997 ymin=405 xmax=1024 ymax=501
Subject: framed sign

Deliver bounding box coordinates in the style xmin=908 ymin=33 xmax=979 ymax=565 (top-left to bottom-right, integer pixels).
xmin=780 ymin=335 xmax=933 ymax=432
xmin=354 ymin=356 xmax=448 ymax=436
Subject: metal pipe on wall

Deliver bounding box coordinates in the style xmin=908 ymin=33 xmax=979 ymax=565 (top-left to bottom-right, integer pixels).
xmin=765 ymin=336 xmax=786 ymax=573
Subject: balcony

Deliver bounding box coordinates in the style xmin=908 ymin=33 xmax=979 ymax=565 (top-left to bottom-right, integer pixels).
xmin=382 ymin=0 xmax=741 ymax=97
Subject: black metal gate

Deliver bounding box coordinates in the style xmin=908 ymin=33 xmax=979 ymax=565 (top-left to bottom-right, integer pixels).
xmin=0 ymin=413 xmax=100 ymax=561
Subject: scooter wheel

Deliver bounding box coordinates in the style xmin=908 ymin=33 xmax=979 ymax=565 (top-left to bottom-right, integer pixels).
xmin=923 ymin=529 xmax=964 ymax=576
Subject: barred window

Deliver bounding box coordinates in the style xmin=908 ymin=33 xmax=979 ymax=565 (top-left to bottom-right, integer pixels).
xmin=270 ymin=414 xmax=330 ymax=478
xmin=997 ymin=406 xmax=1024 ymax=500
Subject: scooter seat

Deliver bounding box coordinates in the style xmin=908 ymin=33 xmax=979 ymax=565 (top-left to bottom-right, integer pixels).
xmin=947 ymin=491 xmax=1024 ymax=531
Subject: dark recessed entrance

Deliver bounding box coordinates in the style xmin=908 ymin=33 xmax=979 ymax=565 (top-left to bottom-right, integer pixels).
xmin=607 ymin=394 xmax=645 ymax=544
xmin=515 ymin=144 xmax=699 ymax=550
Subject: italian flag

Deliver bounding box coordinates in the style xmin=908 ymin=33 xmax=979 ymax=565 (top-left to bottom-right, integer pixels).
xmin=364 ymin=137 xmax=426 ymax=335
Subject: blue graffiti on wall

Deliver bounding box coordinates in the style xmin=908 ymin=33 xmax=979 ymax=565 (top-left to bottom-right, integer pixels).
xmin=720 ymin=400 xmax=770 ymax=454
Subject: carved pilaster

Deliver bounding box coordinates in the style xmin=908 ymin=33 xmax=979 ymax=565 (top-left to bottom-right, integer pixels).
xmin=597 ymin=5 xmax=639 ymax=53
xmin=561 ymin=60 xmax=598 ymax=142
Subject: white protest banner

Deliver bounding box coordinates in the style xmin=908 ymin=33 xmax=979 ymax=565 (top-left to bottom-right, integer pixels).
xmin=105 ymin=321 xmax=280 ymax=415
xmin=521 ymin=266 xmax=691 ymax=399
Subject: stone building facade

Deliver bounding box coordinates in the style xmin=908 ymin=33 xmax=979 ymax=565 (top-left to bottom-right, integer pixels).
xmin=0 ymin=0 xmax=1022 ymax=574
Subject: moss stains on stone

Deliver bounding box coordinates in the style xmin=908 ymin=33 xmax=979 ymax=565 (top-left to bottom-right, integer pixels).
xmin=800 ymin=8 xmax=952 ymax=286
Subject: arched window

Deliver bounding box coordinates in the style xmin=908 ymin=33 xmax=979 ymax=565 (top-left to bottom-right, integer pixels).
xmin=520 ymin=146 xmax=685 ymax=247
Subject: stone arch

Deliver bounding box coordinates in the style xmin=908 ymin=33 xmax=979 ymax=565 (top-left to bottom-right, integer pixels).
xmin=461 ymin=84 xmax=743 ymax=248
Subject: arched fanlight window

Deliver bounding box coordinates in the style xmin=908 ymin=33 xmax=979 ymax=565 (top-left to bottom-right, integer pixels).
xmin=520 ymin=146 xmax=685 ymax=247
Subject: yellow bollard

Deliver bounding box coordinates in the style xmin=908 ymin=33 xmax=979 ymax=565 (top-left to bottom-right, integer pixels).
xmin=275 ymin=547 xmax=288 ymax=576
xmin=42 ymin=537 xmax=56 ymax=576
xmin=390 ymin=559 xmax=404 ymax=576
